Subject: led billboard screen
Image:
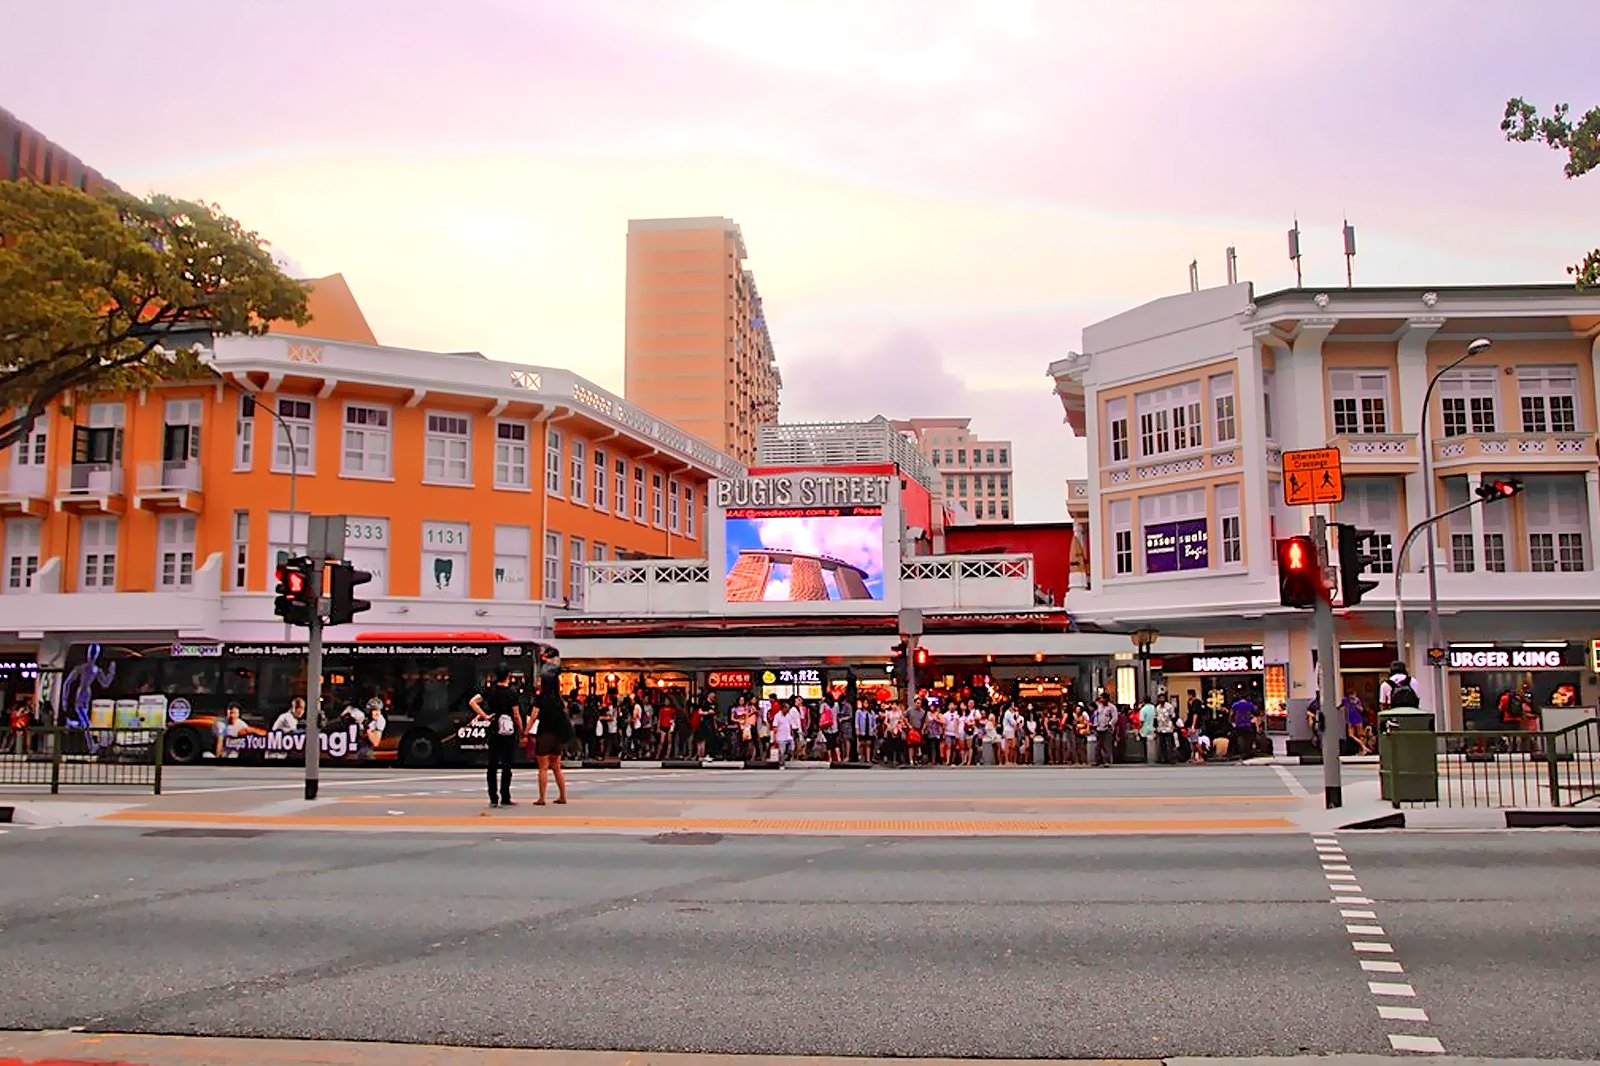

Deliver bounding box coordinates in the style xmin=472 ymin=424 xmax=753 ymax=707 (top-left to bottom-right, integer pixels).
xmin=722 ymin=512 xmax=886 ymax=603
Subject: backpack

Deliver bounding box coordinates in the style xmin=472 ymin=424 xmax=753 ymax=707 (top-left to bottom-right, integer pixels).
xmin=496 ymin=712 xmax=516 ymax=736
xmin=1388 ymin=676 xmax=1421 ymax=709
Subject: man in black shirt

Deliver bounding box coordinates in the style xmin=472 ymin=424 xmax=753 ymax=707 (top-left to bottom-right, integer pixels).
xmin=470 ymin=668 xmax=524 ymax=807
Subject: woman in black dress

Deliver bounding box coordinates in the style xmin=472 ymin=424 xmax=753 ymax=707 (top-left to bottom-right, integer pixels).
xmin=532 ymin=677 xmax=573 ymax=805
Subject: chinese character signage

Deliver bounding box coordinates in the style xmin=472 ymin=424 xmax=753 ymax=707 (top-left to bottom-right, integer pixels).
xmin=1144 ymin=518 xmax=1209 ymax=574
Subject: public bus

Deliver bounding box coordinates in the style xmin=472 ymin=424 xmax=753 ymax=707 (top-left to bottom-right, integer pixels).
xmin=56 ymin=632 xmax=560 ymax=767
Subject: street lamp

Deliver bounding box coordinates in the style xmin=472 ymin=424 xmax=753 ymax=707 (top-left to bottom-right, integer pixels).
xmin=1130 ymin=628 xmax=1160 ymax=702
xmin=1412 ymin=336 xmax=1491 ymax=718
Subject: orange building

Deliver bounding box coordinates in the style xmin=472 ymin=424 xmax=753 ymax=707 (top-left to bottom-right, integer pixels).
xmin=0 ymin=327 xmax=742 ymax=666
xmin=1 ymin=107 xmax=115 ymax=191
xmin=624 ymin=217 xmax=781 ymax=464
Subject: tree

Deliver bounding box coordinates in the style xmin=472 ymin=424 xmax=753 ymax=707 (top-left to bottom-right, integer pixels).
xmin=1502 ymin=97 xmax=1600 ymax=289
xmin=0 ymin=181 xmax=308 ymax=452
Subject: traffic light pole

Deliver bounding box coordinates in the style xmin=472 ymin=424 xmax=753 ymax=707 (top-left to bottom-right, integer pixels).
xmin=905 ymin=636 xmax=918 ymax=708
xmin=1311 ymin=516 xmax=1342 ymax=809
xmin=304 ymin=560 xmax=324 ymax=802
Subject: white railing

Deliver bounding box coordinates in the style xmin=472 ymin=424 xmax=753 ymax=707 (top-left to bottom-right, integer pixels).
xmin=901 ymin=553 xmax=1035 ymax=610
xmin=136 ymin=459 xmax=203 ymax=494
xmin=756 ymin=417 xmax=938 ymax=490
xmin=0 ymin=465 xmax=49 ymax=501
xmin=57 ymin=464 xmax=124 ymax=497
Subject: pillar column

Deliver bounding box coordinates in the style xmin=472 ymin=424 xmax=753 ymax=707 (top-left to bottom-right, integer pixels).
xmin=1586 ymin=470 xmax=1600 ymax=572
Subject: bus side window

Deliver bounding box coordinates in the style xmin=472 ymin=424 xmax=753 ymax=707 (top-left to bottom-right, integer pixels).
xmin=223 ymin=659 xmax=259 ymax=699
xmin=258 ymin=660 xmax=305 ymax=718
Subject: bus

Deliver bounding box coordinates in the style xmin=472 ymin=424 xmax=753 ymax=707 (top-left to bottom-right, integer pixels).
xmin=57 ymin=632 xmax=560 ymax=767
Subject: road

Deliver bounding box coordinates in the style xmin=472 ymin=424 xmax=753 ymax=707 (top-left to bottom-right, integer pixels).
xmin=2 ymin=764 xmax=1595 ymax=1059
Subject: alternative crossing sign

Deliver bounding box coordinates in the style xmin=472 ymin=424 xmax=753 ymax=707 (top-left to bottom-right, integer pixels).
xmin=1283 ymin=447 xmax=1345 ymax=506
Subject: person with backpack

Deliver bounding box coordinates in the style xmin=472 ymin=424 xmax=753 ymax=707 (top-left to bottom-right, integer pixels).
xmin=1379 ymin=661 xmax=1421 ymax=711
xmin=470 ymin=668 xmax=524 ymax=808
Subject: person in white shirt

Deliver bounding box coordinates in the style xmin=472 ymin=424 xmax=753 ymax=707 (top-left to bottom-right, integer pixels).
xmin=271 ymin=697 xmax=306 ymax=734
xmin=1001 ymin=706 xmax=1020 ymax=765
xmin=774 ymin=704 xmax=802 ymax=762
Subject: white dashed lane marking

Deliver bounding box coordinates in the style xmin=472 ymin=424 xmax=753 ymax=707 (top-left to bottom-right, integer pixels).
xmin=1313 ymin=834 xmax=1444 ymax=1054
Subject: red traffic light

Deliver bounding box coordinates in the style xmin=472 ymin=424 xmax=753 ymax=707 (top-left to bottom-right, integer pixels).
xmin=1476 ymin=479 xmax=1523 ymax=501
xmin=1284 ymin=538 xmax=1312 ymax=571
xmin=1276 ymin=535 xmax=1324 ymax=609
xmin=914 ymin=647 xmax=930 ymax=667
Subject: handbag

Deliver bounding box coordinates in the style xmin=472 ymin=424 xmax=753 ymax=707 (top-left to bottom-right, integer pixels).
xmin=907 ymin=729 xmax=923 ymax=747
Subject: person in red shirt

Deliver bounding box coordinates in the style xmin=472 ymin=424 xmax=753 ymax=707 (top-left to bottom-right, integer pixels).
xmin=656 ymin=697 xmax=677 ymax=760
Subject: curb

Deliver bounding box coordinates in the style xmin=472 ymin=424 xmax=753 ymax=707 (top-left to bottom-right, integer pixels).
xmin=659 ymin=759 xmax=705 ymax=770
xmin=1505 ymin=809 xmax=1600 ymax=829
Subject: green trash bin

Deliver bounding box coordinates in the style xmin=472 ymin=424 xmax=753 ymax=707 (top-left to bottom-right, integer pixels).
xmin=1379 ymin=708 xmax=1438 ymax=805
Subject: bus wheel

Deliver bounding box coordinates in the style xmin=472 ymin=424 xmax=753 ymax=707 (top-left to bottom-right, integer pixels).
xmin=165 ymin=727 xmax=204 ymax=765
xmin=400 ymin=730 xmax=440 ymax=768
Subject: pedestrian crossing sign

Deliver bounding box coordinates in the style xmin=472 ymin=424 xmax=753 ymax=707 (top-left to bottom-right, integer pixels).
xmin=1283 ymin=447 xmax=1345 ymax=506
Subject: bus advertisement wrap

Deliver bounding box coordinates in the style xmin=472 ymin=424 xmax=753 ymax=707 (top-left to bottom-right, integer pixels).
xmin=224 ymin=724 xmax=365 ymax=760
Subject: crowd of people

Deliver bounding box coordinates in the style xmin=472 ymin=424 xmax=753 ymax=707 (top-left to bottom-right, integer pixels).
xmin=557 ymin=686 xmax=1274 ymax=766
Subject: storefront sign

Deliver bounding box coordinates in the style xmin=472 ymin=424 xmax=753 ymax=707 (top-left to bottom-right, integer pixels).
xmin=708 ymin=670 xmax=754 ymax=690
xmin=1590 ymin=639 xmax=1600 ymax=674
xmin=715 ymin=474 xmax=892 ymax=510
xmin=761 ymin=667 xmax=821 ymax=685
xmin=1449 ymin=648 xmax=1568 ymax=670
xmin=1143 ymin=519 xmax=1209 ymax=573
xmin=1192 ymin=653 xmax=1265 ymax=674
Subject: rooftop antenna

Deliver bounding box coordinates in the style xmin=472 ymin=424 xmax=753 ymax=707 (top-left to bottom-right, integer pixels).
xmin=1225 ymin=246 xmax=1238 ymax=285
xmin=1188 ymin=259 xmax=1199 ymax=292
xmin=1342 ymin=218 xmax=1357 ymax=287
xmin=1288 ymin=217 xmax=1303 ymax=287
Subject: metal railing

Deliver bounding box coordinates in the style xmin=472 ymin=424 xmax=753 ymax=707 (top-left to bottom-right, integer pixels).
xmin=0 ymin=728 xmax=165 ymax=793
xmin=1426 ymin=720 xmax=1600 ymax=808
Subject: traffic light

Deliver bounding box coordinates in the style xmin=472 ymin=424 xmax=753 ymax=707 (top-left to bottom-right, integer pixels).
xmin=1476 ymin=478 xmax=1524 ymax=502
xmin=326 ymin=562 xmax=373 ymax=626
xmin=913 ymin=646 xmax=930 ymax=668
xmin=1333 ymin=523 xmax=1381 ymax=608
xmin=888 ymin=640 xmax=907 ymax=682
xmin=273 ymin=556 xmax=318 ymax=626
xmin=1276 ymin=535 xmax=1323 ymax=609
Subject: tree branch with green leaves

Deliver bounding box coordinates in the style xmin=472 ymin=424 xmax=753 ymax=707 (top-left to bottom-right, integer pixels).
xmin=0 ymin=180 xmax=309 ymax=452
xmin=1502 ymin=97 xmax=1600 ymax=289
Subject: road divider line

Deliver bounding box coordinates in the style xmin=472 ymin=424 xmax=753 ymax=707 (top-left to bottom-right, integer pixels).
xmin=1361 ymin=960 xmax=1404 ymax=973
xmin=1388 ymin=1035 xmax=1446 ymax=1054
xmin=1341 ymin=909 xmax=1379 ymax=919
xmin=1379 ymin=1006 xmax=1429 ymax=1022
xmin=1346 ymin=924 xmax=1387 ymax=935
xmin=1352 ymin=941 xmax=1395 ymax=953
xmin=1369 ymin=982 xmax=1417 ymax=998
xmin=1273 ymin=765 xmax=1311 ymax=798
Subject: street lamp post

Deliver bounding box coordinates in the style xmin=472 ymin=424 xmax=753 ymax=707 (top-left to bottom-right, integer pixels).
xmin=1413 ymin=337 xmax=1491 ymax=719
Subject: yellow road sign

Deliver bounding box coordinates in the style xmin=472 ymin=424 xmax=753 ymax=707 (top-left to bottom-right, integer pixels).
xmin=1283 ymin=447 xmax=1345 ymax=505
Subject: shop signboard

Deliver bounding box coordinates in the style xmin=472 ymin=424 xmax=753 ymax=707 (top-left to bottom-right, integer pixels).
xmin=1168 ymin=652 xmax=1265 ymax=674
xmin=1447 ymin=646 xmax=1573 ymax=670
xmin=1143 ymin=519 xmax=1208 ymax=573
xmin=707 ymin=670 xmax=754 ymax=690
xmin=1590 ymin=638 xmax=1600 ymax=674
xmin=761 ymin=667 xmax=822 ymax=686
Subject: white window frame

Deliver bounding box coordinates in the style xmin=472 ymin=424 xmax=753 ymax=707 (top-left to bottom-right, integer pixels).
xmin=1329 ymin=369 xmax=1390 ymax=435
xmin=1525 ymin=476 xmax=1587 ymax=573
xmin=1337 ymin=478 xmax=1400 ymax=573
xmin=492 ymin=525 xmax=530 ymax=601
xmin=272 ymin=398 xmax=314 ymax=473
xmin=13 ymin=419 xmax=48 ymax=467
xmin=163 ymin=398 xmax=203 ymax=462
xmin=1517 ymin=366 xmax=1580 ymax=434
xmin=341 ymin=402 xmax=392 ymax=478
xmin=633 ymin=466 xmax=646 ymax=523
xmin=1135 ymin=381 xmax=1202 ymax=460
xmin=423 ymin=412 xmax=472 ymax=485
xmin=668 ymin=478 xmax=681 ymax=533
xmin=234 ymin=394 xmax=254 ymax=470
xmin=1216 ymin=482 xmax=1242 ymax=566
xmin=592 ymin=448 xmax=607 ymax=510
xmin=420 ymin=521 xmax=470 ymax=597
xmin=157 ymin=514 xmax=197 ymax=590
xmin=684 ymin=484 xmax=696 ymax=538
xmin=1109 ymin=498 xmax=1133 ymax=576
xmin=79 ymin=516 xmax=118 ymax=592
xmin=651 ymin=472 xmax=665 ymax=528
xmin=3 ymin=517 xmax=42 ymax=592
xmin=569 ymin=536 xmax=586 ymax=605
xmin=494 ymin=420 xmax=530 ymax=490
xmin=1450 ymin=532 xmax=1476 ymax=574
xmin=613 ymin=457 xmax=628 ymax=517
xmin=1210 ymin=373 xmax=1237 ymax=445
xmin=545 ymin=427 xmax=564 ymax=496
xmin=232 ymin=510 xmax=250 ymax=590
xmin=568 ymin=437 xmax=587 ymax=504
xmin=1440 ymin=368 xmax=1498 ymax=437
xmin=543 ymin=531 xmax=562 ymax=603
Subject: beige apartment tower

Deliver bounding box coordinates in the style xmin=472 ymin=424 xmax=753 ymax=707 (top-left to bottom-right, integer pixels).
xmin=625 ymin=217 xmax=781 ymax=464
xmin=894 ymin=417 xmax=1015 ymax=524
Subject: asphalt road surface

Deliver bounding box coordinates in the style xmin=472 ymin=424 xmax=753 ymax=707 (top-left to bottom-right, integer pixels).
xmin=2 ymin=822 xmax=1595 ymax=1058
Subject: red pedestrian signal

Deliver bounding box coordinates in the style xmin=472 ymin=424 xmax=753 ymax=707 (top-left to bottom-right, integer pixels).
xmin=914 ymin=646 xmax=930 ymax=667
xmin=1475 ymin=479 xmax=1523 ymax=501
xmin=273 ymin=556 xmax=318 ymax=627
xmin=1277 ymin=535 xmax=1324 ymax=609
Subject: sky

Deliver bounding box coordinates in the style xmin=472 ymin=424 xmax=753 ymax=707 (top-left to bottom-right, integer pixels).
xmin=6 ymin=0 xmax=1598 ymax=520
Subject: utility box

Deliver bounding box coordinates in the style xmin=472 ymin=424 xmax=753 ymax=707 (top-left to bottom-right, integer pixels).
xmin=1379 ymin=709 xmax=1438 ymax=805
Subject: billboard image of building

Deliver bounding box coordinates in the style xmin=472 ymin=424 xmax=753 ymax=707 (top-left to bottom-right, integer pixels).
xmin=723 ymin=514 xmax=885 ymax=602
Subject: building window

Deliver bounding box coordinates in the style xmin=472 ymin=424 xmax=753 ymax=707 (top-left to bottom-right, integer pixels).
xmin=684 ymin=484 xmax=697 ymax=537
xmin=157 ymin=514 xmax=197 ymax=589
xmin=543 ymin=531 xmax=561 ymax=603
xmin=998 ymin=447 xmax=1009 ymax=465
xmin=958 ymin=449 xmax=967 ymax=465
xmin=1517 ymin=366 xmax=1579 ymax=434
xmin=1109 ymin=499 xmax=1133 ymax=576
xmin=1262 ymin=370 xmax=1276 ymax=440
xmin=3 ymin=517 xmax=41 ymax=591
xmin=420 ymin=521 xmax=469 ymax=597
xmin=613 ymin=458 xmax=628 ymax=517
xmin=1330 ymin=370 xmax=1390 ymax=435
xmin=1524 ymin=475 xmax=1587 ymax=573
xmin=1483 ymin=533 xmax=1507 ymax=573
xmin=545 ymin=427 xmax=564 ymax=496
xmin=1135 ymin=381 xmax=1202 ymax=459
xmin=80 ymin=516 xmax=118 ymax=591
xmin=342 ymin=404 xmax=391 ymax=477
xmin=163 ymin=399 xmax=202 ymax=463
xmin=1216 ymin=482 xmax=1242 ymax=566
xmin=1105 ymin=396 xmax=1129 ymax=464
xmin=1000 ymin=502 xmax=1010 ymax=520
xmin=494 ymin=421 xmax=529 ymax=489
xmin=1337 ymin=478 xmax=1400 ymax=573
xmin=943 ymin=449 xmax=953 ymax=465
xmin=1440 ymin=368 xmax=1497 ymax=437
xmin=593 ymin=541 xmax=607 ymax=563
xmin=651 ymin=472 xmax=665 ymax=527
xmin=1450 ymin=533 xmax=1475 ymax=573
xmin=985 ymin=448 xmax=995 ymax=465
xmin=568 ymin=438 xmax=586 ymax=503
xmin=424 ymin=413 xmax=471 ymax=484
xmin=668 ymin=478 xmax=681 ymax=533
xmin=1209 ymin=373 xmax=1236 ymax=445
xmin=945 ymin=475 xmax=956 ymax=496
xmin=592 ymin=448 xmax=607 ymax=510
xmin=272 ymin=398 xmax=313 ymax=473
xmin=340 ymin=516 xmax=390 ymax=595
xmin=493 ymin=525 xmax=530 ymax=600
xmin=234 ymin=394 xmax=254 ymax=470
xmin=569 ymin=536 xmax=586 ymax=604
xmin=634 ymin=466 xmax=646 ymax=523
xmin=14 ymin=421 xmax=48 ymax=468
xmin=232 ymin=511 xmax=250 ymax=590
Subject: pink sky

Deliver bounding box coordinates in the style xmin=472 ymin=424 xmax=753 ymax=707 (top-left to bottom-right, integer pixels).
xmin=6 ymin=0 xmax=1597 ymax=519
